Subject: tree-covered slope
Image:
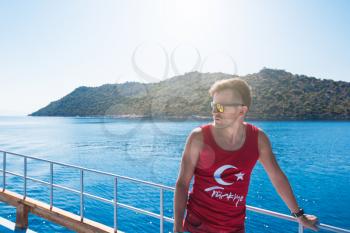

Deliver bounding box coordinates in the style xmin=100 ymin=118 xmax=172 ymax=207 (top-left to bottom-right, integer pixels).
xmin=29 ymin=68 xmax=350 ymax=120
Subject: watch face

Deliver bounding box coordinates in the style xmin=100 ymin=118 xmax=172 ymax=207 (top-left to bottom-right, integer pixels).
xmin=292 ymin=209 xmax=304 ymax=217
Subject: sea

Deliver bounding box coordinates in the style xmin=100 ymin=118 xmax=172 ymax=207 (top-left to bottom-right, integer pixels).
xmin=0 ymin=116 xmax=349 ymax=233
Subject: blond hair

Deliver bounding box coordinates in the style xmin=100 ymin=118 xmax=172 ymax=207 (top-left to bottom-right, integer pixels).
xmin=209 ymin=78 xmax=252 ymax=109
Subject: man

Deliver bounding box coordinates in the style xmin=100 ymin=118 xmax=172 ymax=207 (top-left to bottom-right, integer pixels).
xmin=173 ymin=78 xmax=319 ymax=233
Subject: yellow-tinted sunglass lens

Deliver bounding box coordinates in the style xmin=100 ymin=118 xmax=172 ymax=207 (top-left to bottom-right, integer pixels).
xmin=217 ymin=104 xmax=224 ymax=113
xmin=211 ymin=102 xmax=224 ymax=113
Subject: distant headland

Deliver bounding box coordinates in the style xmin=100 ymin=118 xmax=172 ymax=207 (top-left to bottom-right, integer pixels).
xmin=29 ymin=68 xmax=350 ymax=121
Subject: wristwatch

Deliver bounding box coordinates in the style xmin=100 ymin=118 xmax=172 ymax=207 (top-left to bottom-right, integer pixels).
xmin=291 ymin=208 xmax=304 ymax=218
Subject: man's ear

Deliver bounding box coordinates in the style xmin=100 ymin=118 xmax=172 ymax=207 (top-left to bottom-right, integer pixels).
xmin=240 ymin=106 xmax=248 ymax=116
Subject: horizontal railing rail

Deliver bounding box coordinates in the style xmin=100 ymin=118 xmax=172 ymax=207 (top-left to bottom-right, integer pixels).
xmin=0 ymin=150 xmax=349 ymax=233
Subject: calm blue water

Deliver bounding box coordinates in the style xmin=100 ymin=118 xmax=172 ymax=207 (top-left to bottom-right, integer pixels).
xmin=0 ymin=116 xmax=349 ymax=233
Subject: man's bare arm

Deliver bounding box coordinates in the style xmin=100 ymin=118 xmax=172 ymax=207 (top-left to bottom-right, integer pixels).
xmin=258 ymin=128 xmax=319 ymax=231
xmin=258 ymin=129 xmax=300 ymax=212
xmin=173 ymin=128 xmax=203 ymax=232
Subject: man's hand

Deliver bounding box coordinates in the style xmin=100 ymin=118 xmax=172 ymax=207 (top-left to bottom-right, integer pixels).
xmin=297 ymin=214 xmax=319 ymax=231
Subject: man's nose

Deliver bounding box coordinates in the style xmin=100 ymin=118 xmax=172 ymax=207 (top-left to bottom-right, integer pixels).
xmin=212 ymin=109 xmax=223 ymax=116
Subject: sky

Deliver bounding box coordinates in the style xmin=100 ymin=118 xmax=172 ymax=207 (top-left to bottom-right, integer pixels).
xmin=0 ymin=0 xmax=349 ymax=115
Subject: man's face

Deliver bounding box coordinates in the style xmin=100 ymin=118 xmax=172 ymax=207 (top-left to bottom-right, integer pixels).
xmin=212 ymin=89 xmax=245 ymax=128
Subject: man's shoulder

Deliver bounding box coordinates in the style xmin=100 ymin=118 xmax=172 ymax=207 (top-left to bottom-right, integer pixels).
xmin=189 ymin=126 xmax=204 ymax=141
xmin=246 ymin=122 xmax=261 ymax=132
xmin=183 ymin=126 xmax=205 ymax=156
xmin=255 ymin=127 xmax=272 ymax=151
xmin=187 ymin=124 xmax=211 ymax=148
xmin=255 ymin=126 xmax=268 ymax=139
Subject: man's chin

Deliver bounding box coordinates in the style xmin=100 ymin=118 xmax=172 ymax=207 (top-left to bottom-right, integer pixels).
xmin=213 ymin=119 xmax=227 ymax=127
xmin=213 ymin=118 xmax=237 ymax=128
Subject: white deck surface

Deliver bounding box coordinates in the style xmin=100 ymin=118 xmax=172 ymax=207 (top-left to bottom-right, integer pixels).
xmin=0 ymin=217 xmax=37 ymax=233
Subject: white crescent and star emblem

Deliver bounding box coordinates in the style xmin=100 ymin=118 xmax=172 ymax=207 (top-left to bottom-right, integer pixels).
xmin=213 ymin=164 xmax=245 ymax=186
xmin=204 ymin=164 xmax=246 ymax=207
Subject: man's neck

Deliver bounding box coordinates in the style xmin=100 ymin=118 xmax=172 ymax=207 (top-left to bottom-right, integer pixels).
xmin=213 ymin=120 xmax=245 ymax=144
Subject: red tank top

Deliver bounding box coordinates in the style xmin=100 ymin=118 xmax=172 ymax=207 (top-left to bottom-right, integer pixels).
xmin=183 ymin=122 xmax=260 ymax=233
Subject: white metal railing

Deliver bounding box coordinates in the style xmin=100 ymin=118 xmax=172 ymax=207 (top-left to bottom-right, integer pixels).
xmin=0 ymin=150 xmax=349 ymax=233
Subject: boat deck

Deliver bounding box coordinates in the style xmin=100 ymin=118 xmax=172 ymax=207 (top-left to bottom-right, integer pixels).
xmin=0 ymin=216 xmax=37 ymax=233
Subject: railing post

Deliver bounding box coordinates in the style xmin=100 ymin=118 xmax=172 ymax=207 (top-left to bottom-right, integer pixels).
xmin=50 ymin=162 xmax=53 ymax=209
xmin=80 ymin=169 xmax=84 ymax=222
xmin=2 ymin=152 xmax=6 ymax=191
xmin=160 ymin=188 xmax=164 ymax=233
xmin=15 ymin=203 xmax=29 ymax=229
xmin=24 ymin=157 xmax=27 ymax=198
xmin=114 ymin=177 xmax=118 ymax=232
xmin=298 ymin=223 xmax=304 ymax=233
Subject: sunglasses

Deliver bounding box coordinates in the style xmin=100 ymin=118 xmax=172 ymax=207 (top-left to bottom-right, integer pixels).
xmin=210 ymin=101 xmax=245 ymax=113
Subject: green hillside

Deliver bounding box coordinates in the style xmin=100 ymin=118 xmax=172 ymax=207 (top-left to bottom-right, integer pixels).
xmin=29 ymin=68 xmax=350 ymax=120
